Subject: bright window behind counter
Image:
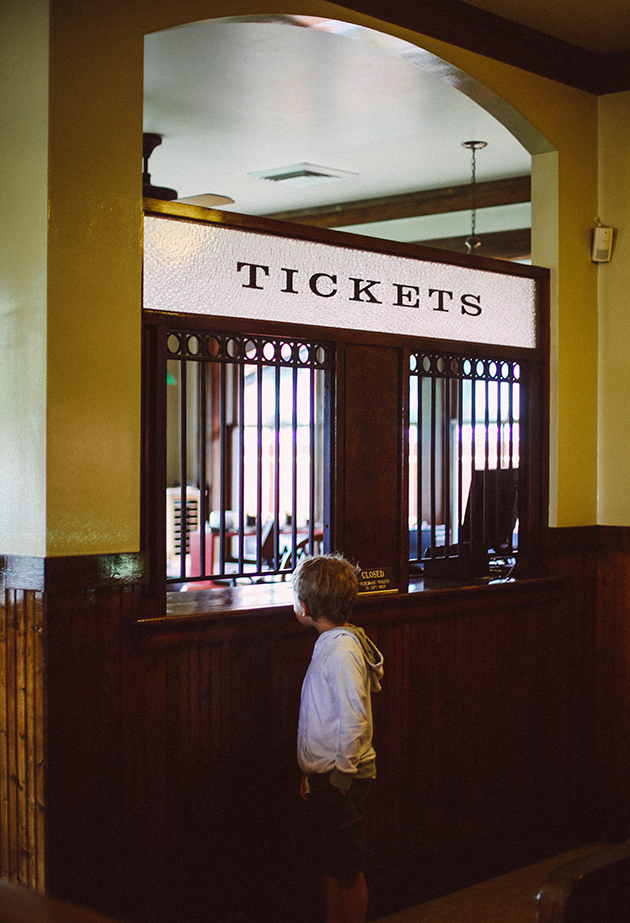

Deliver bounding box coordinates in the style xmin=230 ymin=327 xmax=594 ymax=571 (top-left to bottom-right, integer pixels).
xmin=409 ymin=351 xmax=521 ymax=580
xmin=166 ymin=330 xmax=331 ymax=588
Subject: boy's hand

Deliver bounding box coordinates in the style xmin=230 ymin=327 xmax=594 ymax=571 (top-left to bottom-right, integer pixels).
xmin=300 ymin=774 xmax=310 ymax=801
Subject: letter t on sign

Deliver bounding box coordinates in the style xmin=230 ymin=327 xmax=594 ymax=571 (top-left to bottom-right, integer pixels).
xmin=429 ymin=289 xmax=453 ymax=312
xmin=237 ymin=262 xmax=270 ymax=289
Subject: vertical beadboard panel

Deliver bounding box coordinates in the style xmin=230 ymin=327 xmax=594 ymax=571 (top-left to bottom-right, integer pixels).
xmin=0 ymin=589 xmax=46 ymax=892
xmin=44 ymin=578 xmax=592 ymax=923
xmin=4 ymin=532 xmax=626 ymax=923
xmin=596 ymin=547 xmax=630 ymax=824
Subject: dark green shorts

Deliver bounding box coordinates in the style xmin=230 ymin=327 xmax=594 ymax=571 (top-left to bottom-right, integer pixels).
xmin=306 ymin=772 xmax=373 ymax=882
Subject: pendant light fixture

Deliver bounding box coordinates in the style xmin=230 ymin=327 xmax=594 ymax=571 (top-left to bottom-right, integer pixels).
xmin=462 ymin=140 xmax=487 ymax=253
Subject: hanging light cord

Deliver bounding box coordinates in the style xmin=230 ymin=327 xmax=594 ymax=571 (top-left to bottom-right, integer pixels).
xmin=470 ymin=145 xmax=478 ymax=238
xmin=462 ymin=140 xmax=487 ymax=253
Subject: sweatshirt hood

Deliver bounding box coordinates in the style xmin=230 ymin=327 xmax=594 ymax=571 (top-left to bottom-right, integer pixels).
xmin=341 ymin=624 xmax=384 ymax=692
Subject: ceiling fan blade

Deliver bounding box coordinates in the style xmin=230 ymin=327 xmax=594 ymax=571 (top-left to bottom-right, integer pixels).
xmin=177 ymin=193 xmax=235 ymax=208
xmin=143 ymin=133 xmax=179 ymax=200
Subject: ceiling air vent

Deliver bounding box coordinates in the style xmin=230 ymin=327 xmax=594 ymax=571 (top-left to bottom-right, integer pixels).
xmin=248 ymin=163 xmax=357 ymax=187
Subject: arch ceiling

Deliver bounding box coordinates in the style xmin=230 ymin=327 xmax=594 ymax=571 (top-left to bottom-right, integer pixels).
xmin=144 ymin=17 xmax=550 ymax=257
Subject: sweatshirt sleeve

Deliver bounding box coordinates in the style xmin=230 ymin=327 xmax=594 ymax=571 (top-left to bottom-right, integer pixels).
xmin=326 ymin=642 xmax=370 ymax=789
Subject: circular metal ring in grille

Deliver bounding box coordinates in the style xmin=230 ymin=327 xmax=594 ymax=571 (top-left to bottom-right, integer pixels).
xmin=168 ymin=332 xmax=331 ymax=369
xmin=410 ymin=351 xmax=520 ymax=383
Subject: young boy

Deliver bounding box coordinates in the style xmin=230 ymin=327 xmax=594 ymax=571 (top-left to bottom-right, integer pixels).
xmin=293 ymin=555 xmax=384 ymax=923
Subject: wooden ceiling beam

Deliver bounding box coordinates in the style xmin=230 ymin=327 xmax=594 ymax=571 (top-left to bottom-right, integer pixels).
xmin=265 ymin=175 xmax=531 ymax=228
xmin=416 ymin=227 xmax=531 ymax=261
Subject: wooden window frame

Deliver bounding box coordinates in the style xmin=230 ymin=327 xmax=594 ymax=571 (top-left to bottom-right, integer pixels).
xmin=141 ymin=204 xmax=549 ymax=612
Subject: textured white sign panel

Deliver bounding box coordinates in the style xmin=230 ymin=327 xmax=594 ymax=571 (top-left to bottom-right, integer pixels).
xmin=144 ymin=216 xmax=537 ymax=349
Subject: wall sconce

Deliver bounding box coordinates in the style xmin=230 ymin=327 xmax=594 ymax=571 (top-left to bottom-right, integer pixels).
xmin=592 ymin=217 xmax=615 ymax=263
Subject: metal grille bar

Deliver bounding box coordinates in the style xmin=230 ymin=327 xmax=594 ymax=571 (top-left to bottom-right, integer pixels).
xmin=409 ymin=352 xmax=521 ymax=578
xmin=166 ymin=332 xmax=331 ymax=587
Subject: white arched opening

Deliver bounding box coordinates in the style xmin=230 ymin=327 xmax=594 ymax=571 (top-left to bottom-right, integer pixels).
xmin=144 ymin=15 xmax=557 ymax=265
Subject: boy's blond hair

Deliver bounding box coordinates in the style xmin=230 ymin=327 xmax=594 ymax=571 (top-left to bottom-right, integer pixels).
xmin=292 ymin=554 xmax=359 ymax=625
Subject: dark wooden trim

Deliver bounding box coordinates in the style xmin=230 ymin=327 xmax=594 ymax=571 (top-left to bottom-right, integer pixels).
xmin=135 ymin=575 xmax=564 ymax=637
xmin=143 ymin=308 xmax=544 ymax=364
xmin=544 ymin=525 xmax=630 ymax=556
xmin=545 ymin=525 xmax=599 ymax=556
xmin=332 ymin=341 xmax=347 ymax=566
xmin=0 ymin=556 xmax=46 ymax=592
xmin=602 ymin=49 xmax=630 ymax=94
xmin=264 ymin=176 xmax=531 ymax=229
xmin=141 ymin=319 xmax=168 ymax=603
xmin=399 ymin=347 xmax=412 ymax=586
xmin=342 ymin=0 xmax=630 ymax=94
xmin=144 ymin=199 xmax=549 ymax=282
xmin=595 ymin=525 xmax=630 ymax=552
xmin=0 ymin=553 xmax=149 ymax=594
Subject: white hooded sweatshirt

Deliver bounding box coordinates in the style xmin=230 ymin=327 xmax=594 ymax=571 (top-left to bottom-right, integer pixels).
xmin=297 ymin=624 xmax=384 ymax=791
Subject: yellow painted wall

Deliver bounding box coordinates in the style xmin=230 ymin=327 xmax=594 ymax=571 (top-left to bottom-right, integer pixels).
xmin=531 ymin=150 xmax=559 ymax=524
xmin=0 ymin=0 xmax=603 ymax=555
xmin=383 ymin=35 xmax=599 ymax=527
xmin=44 ymin=1 xmax=144 ymax=554
xmin=598 ymin=91 xmax=630 ymax=524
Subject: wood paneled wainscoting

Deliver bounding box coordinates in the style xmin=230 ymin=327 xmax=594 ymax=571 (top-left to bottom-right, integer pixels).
xmin=547 ymin=526 xmax=630 ymax=841
xmin=2 ymin=533 xmax=630 ymax=923
xmin=0 ymin=570 xmax=45 ymax=891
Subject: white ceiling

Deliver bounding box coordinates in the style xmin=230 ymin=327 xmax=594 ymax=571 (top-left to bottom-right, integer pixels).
xmin=143 ymin=18 xmax=533 ymax=245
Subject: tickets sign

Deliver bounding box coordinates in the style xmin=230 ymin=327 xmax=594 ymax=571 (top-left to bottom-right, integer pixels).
xmin=144 ymin=215 xmax=537 ymax=349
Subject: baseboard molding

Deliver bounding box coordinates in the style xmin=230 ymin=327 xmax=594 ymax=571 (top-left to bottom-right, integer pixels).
xmin=0 ymin=552 xmax=149 ymax=593
xmin=545 ymin=525 xmax=630 ymax=556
